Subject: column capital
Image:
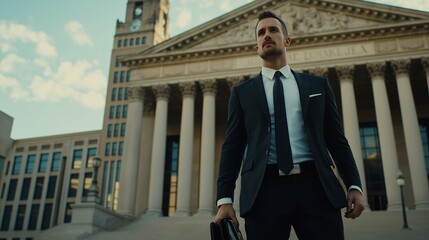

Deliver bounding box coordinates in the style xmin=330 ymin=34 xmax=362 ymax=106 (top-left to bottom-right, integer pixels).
xmin=335 ymin=65 xmax=355 ymax=81
xmin=178 ymin=81 xmax=196 ymax=97
xmin=226 ymin=76 xmax=244 ymax=91
xmin=308 ymin=67 xmax=328 ymax=78
xmin=199 ymin=79 xmax=218 ymax=95
xmin=391 ymin=59 xmax=411 ymax=76
xmin=128 ymin=87 xmax=145 ymax=102
xmin=422 ymin=57 xmax=429 ymax=73
xmin=152 ymin=84 xmax=170 ymax=100
xmin=367 ymin=62 xmax=386 ymax=78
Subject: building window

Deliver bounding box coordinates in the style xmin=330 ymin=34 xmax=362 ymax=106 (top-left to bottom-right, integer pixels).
xmin=118 ymin=88 xmax=123 ymax=100
xmin=360 ymin=125 xmax=386 ymax=211
xmin=116 ymin=106 xmax=121 ymax=119
xmin=1 ymin=205 xmax=13 ymax=231
xmin=114 ymin=123 xmax=119 ymax=137
xmin=39 ymin=153 xmax=49 ymax=172
xmin=124 ymin=88 xmax=129 ymax=100
xmin=86 ymin=148 xmax=97 ymax=168
xmin=130 ymin=38 xmax=134 ymax=46
xmin=115 ymin=57 xmax=120 ymax=67
xmin=123 ymin=39 xmax=128 ymax=47
xmin=50 ymin=152 xmax=61 ymax=172
xmin=28 ymin=204 xmax=40 ymax=230
xmin=120 ymin=123 xmax=126 ymax=137
xmin=162 ymin=136 xmax=179 ymax=216
xmin=64 ymin=202 xmax=73 ymax=223
xmin=109 ymin=106 xmax=115 ymax=119
xmin=20 ymin=178 xmax=31 ymax=200
xmin=142 ymin=36 xmax=147 ymax=44
xmin=5 ymin=161 xmax=10 ymax=175
xmin=119 ymin=142 xmax=124 ymax=156
xmin=107 ymin=161 xmax=115 ymax=209
xmin=107 ymin=124 xmax=113 ymax=138
xmin=120 ymin=71 xmax=125 ymax=82
xmin=117 ymin=39 xmax=122 ymax=48
xmin=72 ymin=149 xmax=82 ymax=169
xmin=113 ymin=71 xmax=119 ymax=83
xmin=46 ymin=176 xmax=57 ymax=199
xmin=114 ymin=160 xmax=122 ymax=210
xmin=112 ymin=142 xmax=117 ymax=156
xmin=25 ymin=155 xmax=36 ymax=174
xmin=82 ymin=172 xmax=92 ymax=198
xmin=0 ymin=156 xmax=4 ymax=176
xmin=12 ymin=156 xmax=22 ymax=175
xmin=122 ymin=105 xmax=128 ymax=118
xmin=14 ymin=205 xmax=26 ymax=230
xmin=135 ymin=37 xmax=140 ymax=45
xmin=1 ymin=183 xmax=5 ymax=199
xmin=111 ymin=88 xmax=117 ymax=101
xmin=420 ymin=123 xmax=429 ymax=177
xmin=126 ymin=70 xmax=131 ymax=82
xmin=41 ymin=203 xmax=53 ymax=230
xmin=68 ymin=174 xmax=79 ymax=198
xmin=7 ymin=179 xmax=17 ymax=201
xmin=105 ymin=143 xmax=111 ymax=156
xmin=101 ymin=163 xmax=108 ymax=205
xmin=33 ymin=177 xmax=44 ymax=200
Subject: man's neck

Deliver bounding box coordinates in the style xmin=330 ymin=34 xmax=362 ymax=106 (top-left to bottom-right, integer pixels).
xmin=262 ymin=58 xmax=287 ymax=70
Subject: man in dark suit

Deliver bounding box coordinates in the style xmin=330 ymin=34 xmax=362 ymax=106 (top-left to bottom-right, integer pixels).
xmin=214 ymin=10 xmax=364 ymax=239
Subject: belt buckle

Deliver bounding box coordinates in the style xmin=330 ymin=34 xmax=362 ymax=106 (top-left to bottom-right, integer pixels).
xmin=278 ymin=164 xmax=301 ymax=176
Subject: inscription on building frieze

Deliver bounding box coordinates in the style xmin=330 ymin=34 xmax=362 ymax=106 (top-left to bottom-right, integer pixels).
xmin=289 ymin=43 xmax=375 ymax=63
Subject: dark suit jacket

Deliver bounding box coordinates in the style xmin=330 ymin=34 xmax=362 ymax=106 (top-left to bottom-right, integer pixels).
xmin=216 ymin=70 xmax=362 ymax=217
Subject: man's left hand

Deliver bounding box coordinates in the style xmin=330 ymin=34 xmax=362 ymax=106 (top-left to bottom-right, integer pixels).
xmin=345 ymin=189 xmax=364 ymax=219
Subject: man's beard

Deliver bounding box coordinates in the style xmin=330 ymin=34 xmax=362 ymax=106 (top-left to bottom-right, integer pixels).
xmin=259 ymin=48 xmax=283 ymax=60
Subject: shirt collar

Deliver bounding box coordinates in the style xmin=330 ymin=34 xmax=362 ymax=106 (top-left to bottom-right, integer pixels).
xmin=262 ymin=65 xmax=292 ymax=81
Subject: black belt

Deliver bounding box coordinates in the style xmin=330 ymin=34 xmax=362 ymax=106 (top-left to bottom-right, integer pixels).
xmin=265 ymin=161 xmax=315 ymax=177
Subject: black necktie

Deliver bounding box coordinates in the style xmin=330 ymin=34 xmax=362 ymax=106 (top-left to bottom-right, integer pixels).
xmin=273 ymin=71 xmax=293 ymax=174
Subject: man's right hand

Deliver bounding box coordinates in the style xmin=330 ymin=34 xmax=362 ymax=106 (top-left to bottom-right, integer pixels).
xmin=214 ymin=204 xmax=239 ymax=229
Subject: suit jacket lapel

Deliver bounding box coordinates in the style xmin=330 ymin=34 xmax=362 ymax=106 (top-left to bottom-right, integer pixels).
xmin=292 ymin=70 xmax=309 ymax=118
xmin=251 ymin=74 xmax=270 ymax=121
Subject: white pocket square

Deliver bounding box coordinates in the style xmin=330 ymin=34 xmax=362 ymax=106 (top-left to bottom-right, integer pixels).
xmin=309 ymin=93 xmax=322 ymax=98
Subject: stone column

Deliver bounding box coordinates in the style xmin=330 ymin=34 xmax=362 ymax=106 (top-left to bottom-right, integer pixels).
xmin=336 ymin=66 xmax=369 ymax=208
xmin=421 ymin=57 xmax=429 ymax=94
xmin=117 ymin=87 xmax=145 ymax=216
xmin=175 ymin=82 xmax=196 ymax=216
xmin=367 ymin=62 xmax=401 ymax=210
xmin=392 ymin=59 xmax=429 ymax=210
xmin=227 ymin=76 xmax=243 ymax=214
xmin=196 ymin=79 xmax=217 ymax=215
xmin=146 ymin=84 xmax=170 ymax=216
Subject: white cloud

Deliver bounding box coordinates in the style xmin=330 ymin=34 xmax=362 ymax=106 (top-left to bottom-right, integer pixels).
xmin=198 ymin=0 xmax=214 ymax=8
xmin=0 ymin=54 xmax=26 ymax=73
xmin=0 ymin=73 xmax=29 ymax=100
xmin=0 ymin=42 xmax=12 ymax=52
xmin=65 ymin=20 xmax=93 ymax=46
xmin=177 ymin=10 xmax=192 ymax=28
xmin=30 ymin=60 xmax=106 ymax=109
xmin=0 ymin=21 xmax=57 ymax=58
xmin=219 ymin=0 xmax=232 ymax=11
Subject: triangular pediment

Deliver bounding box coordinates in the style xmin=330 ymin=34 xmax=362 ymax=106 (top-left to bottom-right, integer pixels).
xmin=125 ymin=0 xmax=429 ymax=62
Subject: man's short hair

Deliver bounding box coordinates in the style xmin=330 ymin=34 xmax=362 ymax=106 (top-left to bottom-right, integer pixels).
xmin=256 ymin=10 xmax=289 ymax=37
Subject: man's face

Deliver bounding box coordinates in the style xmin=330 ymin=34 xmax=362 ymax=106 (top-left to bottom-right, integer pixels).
xmin=255 ymin=18 xmax=290 ymax=60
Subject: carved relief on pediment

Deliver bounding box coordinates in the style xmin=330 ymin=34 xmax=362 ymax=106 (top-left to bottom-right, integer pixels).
xmin=192 ymin=3 xmax=381 ymax=49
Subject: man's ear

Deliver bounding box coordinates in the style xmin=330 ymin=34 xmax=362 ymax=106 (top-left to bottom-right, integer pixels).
xmin=284 ymin=37 xmax=291 ymax=47
xmin=255 ymin=44 xmax=258 ymax=51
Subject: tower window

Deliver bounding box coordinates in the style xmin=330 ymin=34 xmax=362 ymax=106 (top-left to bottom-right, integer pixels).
xmin=117 ymin=39 xmax=122 ymax=48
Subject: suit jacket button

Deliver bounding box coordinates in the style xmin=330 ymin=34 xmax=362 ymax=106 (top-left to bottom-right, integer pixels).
xmin=265 ymin=150 xmax=269 ymax=155
xmin=268 ymin=127 xmax=271 ymax=132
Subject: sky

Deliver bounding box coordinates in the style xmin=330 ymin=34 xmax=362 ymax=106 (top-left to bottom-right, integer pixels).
xmin=0 ymin=0 xmax=428 ymax=139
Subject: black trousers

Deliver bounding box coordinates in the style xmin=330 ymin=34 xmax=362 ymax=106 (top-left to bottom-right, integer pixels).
xmin=244 ymin=162 xmax=344 ymax=240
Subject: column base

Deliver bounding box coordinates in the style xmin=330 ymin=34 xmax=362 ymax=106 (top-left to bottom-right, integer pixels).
xmin=116 ymin=209 xmax=134 ymax=217
xmin=415 ymin=201 xmax=429 ymax=210
xmin=194 ymin=208 xmax=214 ymax=216
xmin=387 ymin=202 xmax=403 ymax=211
xmin=174 ymin=209 xmax=191 ymax=217
xmin=145 ymin=209 xmax=162 ymax=217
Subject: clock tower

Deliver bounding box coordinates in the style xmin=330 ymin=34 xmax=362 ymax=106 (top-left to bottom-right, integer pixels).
xmin=98 ymin=0 xmax=170 ymax=211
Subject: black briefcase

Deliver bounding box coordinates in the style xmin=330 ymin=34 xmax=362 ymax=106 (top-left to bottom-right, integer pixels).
xmin=210 ymin=218 xmax=244 ymax=240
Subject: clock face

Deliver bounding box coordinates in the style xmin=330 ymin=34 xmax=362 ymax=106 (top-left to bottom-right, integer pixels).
xmin=130 ymin=19 xmax=141 ymax=32
xmin=134 ymin=7 xmax=142 ymax=16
